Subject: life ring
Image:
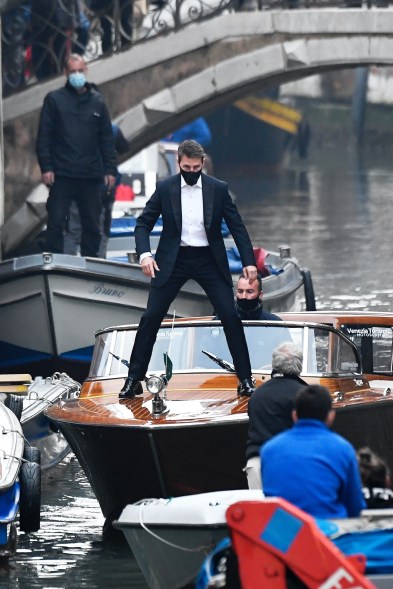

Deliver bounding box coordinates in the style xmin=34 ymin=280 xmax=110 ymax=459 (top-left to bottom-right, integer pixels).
xmin=4 ymin=394 xmax=23 ymax=421
xmin=301 ymin=269 xmax=316 ymax=311
xmin=19 ymin=461 xmax=41 ymax=533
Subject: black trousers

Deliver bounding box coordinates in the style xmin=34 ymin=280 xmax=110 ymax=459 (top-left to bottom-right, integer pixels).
xmin=45 ymin=176 xmax=103 ymax=257
xmin=128 ymin=246 xmax=252 ymax=381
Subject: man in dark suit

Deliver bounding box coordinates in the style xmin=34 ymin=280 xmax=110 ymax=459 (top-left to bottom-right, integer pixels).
xmin=120 ymin=140 xmax=257 ymax=399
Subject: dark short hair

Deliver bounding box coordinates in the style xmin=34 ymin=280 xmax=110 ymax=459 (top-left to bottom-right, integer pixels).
xmin=295 ymin=385 xmax=332 ymax=422
xmin=239 ymin=273 xmax=263 ymax=292
xmin=178 ymin=140 xmax=206 ymax=161
xmin=357 ymin=447 xmax=390 ymax=488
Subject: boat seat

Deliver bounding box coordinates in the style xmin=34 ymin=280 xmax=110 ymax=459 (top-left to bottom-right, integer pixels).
xmin=0 ymin=374 xmax=32 ymax=384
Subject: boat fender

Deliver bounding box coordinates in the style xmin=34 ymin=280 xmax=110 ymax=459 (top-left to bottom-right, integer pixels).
xmin=19 ymin=462 xmax=41 ymax=533
xmin=23 ymin=445 xmax=41 ymax=465
xmin=4 ymin=395 xmax=23 ymax=421
xmin=301 ymin=268 xmax=316 ymax=311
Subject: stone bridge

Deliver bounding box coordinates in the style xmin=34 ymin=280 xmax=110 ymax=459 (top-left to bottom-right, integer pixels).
xmin=2 ymin=7 xmax=393 ymax=253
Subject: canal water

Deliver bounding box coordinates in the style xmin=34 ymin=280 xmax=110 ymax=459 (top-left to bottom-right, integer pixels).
xmin=1 ymin=143 xmax=392 ymax=588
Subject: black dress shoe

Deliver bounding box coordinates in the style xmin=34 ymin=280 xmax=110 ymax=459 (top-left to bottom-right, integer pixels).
xmin=119 ymin=377 xmax=143 ymax=399
xmin=237 ymin=378 xmax=255 ymax=397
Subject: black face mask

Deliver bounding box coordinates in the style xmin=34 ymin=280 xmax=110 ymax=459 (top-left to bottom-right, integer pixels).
xmin=236 ymin=298 xmax=260 ymax=312
xmin=180 ymin=168 xmax=202 ymax=186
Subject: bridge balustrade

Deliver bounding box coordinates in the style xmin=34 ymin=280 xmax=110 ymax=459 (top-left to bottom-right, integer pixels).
xmin=1 ymin=0 xmax=387 ymax=97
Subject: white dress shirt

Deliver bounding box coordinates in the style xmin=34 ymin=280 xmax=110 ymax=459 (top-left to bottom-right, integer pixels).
xmin=139 ymin=175 xmax=208 ymax=263
xmin=180 ymin=175 xmax=208 ymax=246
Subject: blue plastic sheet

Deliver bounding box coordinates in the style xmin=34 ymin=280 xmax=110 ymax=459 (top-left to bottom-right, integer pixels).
xmin=110 ymin=218 xmax=230 ymax=238
xmin=317 ymin=518 xmax=393 ymax=574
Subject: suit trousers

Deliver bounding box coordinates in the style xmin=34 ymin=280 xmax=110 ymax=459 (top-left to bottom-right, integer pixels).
xmin=128 ymin=246 xmax=252 ymax=381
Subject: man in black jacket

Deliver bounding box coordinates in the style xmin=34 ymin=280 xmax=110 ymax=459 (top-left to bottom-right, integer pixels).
xmin=244 ymin=341 xmax=307 ymax=489
xmin=120 ymin=140 xmax=258 ymax=400
xmin=36 ymin=54 xmax=117 ymax=257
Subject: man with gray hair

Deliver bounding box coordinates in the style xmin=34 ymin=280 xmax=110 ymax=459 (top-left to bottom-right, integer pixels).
xmin=244 ymin=341 xmax=307 ymax=489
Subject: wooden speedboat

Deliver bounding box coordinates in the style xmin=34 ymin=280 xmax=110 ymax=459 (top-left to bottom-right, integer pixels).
xmin=113 ymin=489 xmax=263 ymax=589
xmin=45 ymin=317 xmax=393 ymax=531
xmin=280 ymin=311 xmax=393 ymax=389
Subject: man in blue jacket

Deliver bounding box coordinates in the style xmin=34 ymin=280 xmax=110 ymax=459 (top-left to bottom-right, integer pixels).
xmin=262 ymin=384 xmax=366 ymax=518
xmin=36 ymin=53 xmax=117 ymax=257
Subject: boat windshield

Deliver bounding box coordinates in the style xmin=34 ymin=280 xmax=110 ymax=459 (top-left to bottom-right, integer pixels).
xmin=89 ymin=322 xmax=361 ymax=378
xmin=340 ymin=323 xmax=393 ymax=376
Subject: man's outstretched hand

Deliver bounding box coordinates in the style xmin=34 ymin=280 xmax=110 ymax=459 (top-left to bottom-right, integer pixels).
xmin=243 ymin=265 xmax=258 ymax=283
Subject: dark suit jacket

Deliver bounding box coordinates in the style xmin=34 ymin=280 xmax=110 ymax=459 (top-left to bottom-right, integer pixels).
xmin=135 ymin=173 xmax=256 ymax=287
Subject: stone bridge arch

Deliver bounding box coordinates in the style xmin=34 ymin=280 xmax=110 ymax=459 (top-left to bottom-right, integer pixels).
xmin=3 ymin=8 xmax=393 ymax=238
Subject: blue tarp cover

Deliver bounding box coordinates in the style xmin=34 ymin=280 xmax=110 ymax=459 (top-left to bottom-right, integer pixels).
xmin=110 ymin=218 xmax=230 ymax=238
xmin=317 ymin=518 xmax=393 ymax=574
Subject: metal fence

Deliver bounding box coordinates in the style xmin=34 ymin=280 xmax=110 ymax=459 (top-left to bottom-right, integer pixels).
xmin=1 ymin=0 xmax=388 ymax=96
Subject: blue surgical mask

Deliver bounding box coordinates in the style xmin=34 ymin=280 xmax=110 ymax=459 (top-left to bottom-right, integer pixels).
xmin=68 ymin=72 xmax=86 ymax=89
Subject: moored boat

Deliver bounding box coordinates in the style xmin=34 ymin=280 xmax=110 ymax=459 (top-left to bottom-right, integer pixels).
xmin=0 ymin=399 xmax=41 ymax=557
xmin=0 ymin=245 xmax=312 ymax=380
xmin=21 ymin=372 xmax=80 ymax=470
xmin=1 ymin=372 xmax=80 ymax=471
xmin=114 ymin=489 xmax=263 ymax=589
xmin=45 ymin=317 xmax=393 ymax=533
xmin=115 ymin=492 xmax=393 ymax=589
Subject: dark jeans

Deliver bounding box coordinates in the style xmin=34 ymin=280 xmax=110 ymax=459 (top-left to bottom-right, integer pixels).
xmin=45 ymin=176 xmax=103 ymax=257
xmin=63 ymin=187 xmax=114 ymax=257
xmin=99 ymin=0 xmax=133 ymax=53
xmin=128 ymin=246 xmax=252 ymax=381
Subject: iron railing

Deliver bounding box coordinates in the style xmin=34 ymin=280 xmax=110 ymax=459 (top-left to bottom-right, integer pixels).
xmin=1 ymin=0 xmax=388 ymax=96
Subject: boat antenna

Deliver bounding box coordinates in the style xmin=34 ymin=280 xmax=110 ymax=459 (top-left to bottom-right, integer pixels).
xmin=109 ymin=352 xmax=130 ymax=368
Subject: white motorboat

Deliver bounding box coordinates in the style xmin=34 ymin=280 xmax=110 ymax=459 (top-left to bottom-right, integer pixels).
xmin=21 ymin=372 xmax=80 ymax=470
xmin=113 ymin=489 xmax=263 ymax=589
xmin=1 ymin=372 xmax=80 ymax=471
xmin=0 ymin=400 xmax=41 ymax=557
xmin=0 ymin=244 xmax=312 ymax=381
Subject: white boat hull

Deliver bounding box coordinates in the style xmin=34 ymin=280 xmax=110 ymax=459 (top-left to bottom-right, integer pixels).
xmin=0 ymin=404 xmax=24 ymax=490
xmin=114 ymin=490 xmax=263 ymax=589
xmin=0 ymin=251 xmax=303 ymax=379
